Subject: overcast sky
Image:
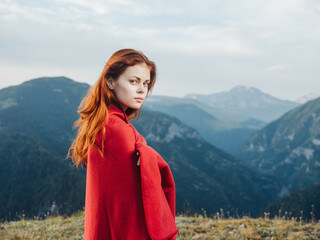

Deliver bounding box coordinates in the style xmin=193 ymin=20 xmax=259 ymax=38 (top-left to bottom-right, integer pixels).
xmin=0 ymin=0 xmax=319 ymax=101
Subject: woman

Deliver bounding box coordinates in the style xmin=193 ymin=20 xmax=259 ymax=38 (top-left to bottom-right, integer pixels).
xmin=66 ymin=49 xmax=179 ymax=240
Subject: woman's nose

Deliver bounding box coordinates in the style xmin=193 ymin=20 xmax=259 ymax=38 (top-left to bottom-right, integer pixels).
xmin=137 ymin=83 xmax=145 ymax=92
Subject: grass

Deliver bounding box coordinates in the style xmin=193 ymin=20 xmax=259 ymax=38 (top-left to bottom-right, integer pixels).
xmin=1 ymin=211 xmax=320 ymax=240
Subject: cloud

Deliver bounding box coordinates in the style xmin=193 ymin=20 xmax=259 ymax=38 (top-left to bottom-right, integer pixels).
xmin=0 ymin=0 xmax=320 ymax=101
xmin=0 ymin=60 xmax=97 ymax=89
xmin=51 ymin=0 xmax=183 ymax=17
xmin=265 ymin=64 xmax=292 ymax=72
xmin=100 ymin=24 xmax=259 ymax=56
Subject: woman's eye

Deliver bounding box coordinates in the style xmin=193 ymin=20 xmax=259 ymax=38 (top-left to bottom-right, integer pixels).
xmin=130 ymin=80 xmax=149 ymax=86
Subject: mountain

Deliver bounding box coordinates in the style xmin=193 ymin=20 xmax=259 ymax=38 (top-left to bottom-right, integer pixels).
xmin=144 ymin=95 xmax=265 ymax=155
xmin=263 ymin=183 xmax=320 ymax=221
xmin=0 ymin=76 xmax=89 ymax=221
xmin=131 ymin=110 xmax=283 ymax=217
xmin=0 ymin=76 xmax=89 ymax=158
xmin=236 ymin=97 xmax=320 ymax=191
xmin=0 ymin=76 xmax=284 ymax=220
xmin=184 ymin=85 xmax=299 ymax=122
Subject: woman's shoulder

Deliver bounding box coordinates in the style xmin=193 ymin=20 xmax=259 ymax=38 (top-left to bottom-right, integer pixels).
xmin=105 ymin=113 xmax=129 ymax=130
xmin=98 ymin=115 xmax=136 ymax=155
xmin=103 ymin=114 xmax=134 ymax=142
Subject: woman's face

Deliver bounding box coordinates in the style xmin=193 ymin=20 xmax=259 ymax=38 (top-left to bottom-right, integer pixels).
xmin=108 ymin=63 xmax=150 ymax=112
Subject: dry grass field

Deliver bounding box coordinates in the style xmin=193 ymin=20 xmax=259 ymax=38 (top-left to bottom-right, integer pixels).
xmin=1 ymin=211 xmax=320 ymax=240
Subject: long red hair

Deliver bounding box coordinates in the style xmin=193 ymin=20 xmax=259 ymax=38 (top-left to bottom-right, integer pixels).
xmin=65 ymin=48 xmax=157 ymax=168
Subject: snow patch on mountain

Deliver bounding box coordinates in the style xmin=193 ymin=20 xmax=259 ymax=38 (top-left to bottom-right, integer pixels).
xmin=258 ymin=145 xmax=265 ymax=152
xmin=312 ymin=138 xmax=320 ymax=146
xmin=291 ymin=147 xmax=314 ymax=160
xmin=284 ymin=157 xmax=292 ymax=164
xmin=145 ymin=122 xmax=200 ymax=143
xmin=247 ymin=143 xmax=254 ymax=152
xmin=286 ymin=132 xmax=295 ymax=141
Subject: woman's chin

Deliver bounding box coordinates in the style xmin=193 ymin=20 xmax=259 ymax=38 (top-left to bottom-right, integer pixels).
xmin=128 ymin=103 xmax=143 ymax=110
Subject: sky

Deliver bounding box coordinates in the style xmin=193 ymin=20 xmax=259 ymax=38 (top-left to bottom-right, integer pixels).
xmin=0 ymin=0 xmax=319 ymax=101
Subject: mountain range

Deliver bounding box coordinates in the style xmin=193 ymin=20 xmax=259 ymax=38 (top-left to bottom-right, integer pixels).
xmin=143 ymin=95 xmax=265 ymax=155
xmin=130 ymin=110 xmax=282 ymax=217
xmin=0 ymin=76 xmax=289 ymax=221
xmin=0 ymin=76 xmax=319 ymax=222
xmin=236 ymin=97 xmax=320 ymax=191
xmin=184 ymin=85 xmax=299 ymax=122
xmin=144 ymin=85 xmax=302 ymax=155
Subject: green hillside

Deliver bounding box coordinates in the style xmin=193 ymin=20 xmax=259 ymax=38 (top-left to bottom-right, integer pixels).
xmin=0 ymin=131 xmax=85 ymax=222
xmin=264 ymin=183 xmax=320 ymax=221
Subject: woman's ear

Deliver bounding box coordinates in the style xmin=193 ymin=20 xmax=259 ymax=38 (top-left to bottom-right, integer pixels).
xmin=107 ymin=78 xmax=114 ymax=89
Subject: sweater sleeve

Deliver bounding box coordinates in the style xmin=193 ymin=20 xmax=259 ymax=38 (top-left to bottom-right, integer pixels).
xmin=127 ymin=122 xmax=180 ymax=239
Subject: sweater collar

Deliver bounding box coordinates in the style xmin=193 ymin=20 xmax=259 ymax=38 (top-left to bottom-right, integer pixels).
xmin=108 ymin=104 xmax=129 ymax=124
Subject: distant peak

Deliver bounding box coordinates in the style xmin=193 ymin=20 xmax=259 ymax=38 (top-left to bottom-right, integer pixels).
xmin=22 ymin=76 xmax=76 ymax=85
xmin=230 ymin=85 xmax=256 ymax=92
xmin=32 ymin=76 xmax=73 ymax=81
xmin=295 ymin=92 xmax=320 ymax=104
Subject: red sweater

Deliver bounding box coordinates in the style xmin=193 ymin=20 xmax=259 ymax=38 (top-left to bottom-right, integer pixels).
xmin=84 ymin=104 xmax=180 ymax=240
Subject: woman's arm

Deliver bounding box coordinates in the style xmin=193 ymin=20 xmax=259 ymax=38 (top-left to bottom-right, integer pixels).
xmin=128 ymin=123 xmax=147 ymax=146
xmin=128 ymin=123 xmax=146 ymax=166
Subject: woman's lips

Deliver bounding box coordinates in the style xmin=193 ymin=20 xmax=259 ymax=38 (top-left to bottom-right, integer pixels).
xmin=135 ymin=98 xmax=144 ymax=102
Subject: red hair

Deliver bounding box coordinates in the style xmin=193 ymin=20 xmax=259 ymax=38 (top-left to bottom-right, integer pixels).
xmin=65 ymin=48 xmax=157 ymax=168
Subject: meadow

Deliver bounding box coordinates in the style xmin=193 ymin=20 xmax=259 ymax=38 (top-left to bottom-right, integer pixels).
xmin=1 ymin=210 xmax=320 ymax=240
